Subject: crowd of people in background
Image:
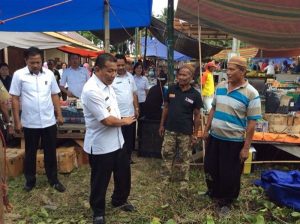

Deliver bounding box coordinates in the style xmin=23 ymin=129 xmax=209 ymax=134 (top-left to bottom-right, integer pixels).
xmin=250 ymin=57 xmax=300 ymax=74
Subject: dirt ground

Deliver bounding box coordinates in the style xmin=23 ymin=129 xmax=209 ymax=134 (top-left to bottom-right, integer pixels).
xmin=4 ymin=153 xmax=300 ymax=224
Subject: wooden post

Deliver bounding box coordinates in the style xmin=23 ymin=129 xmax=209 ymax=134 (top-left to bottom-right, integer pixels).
xmin=104 ymin=0 xmax=110 ymax=53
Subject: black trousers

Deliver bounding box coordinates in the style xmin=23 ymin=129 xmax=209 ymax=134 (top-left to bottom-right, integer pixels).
xmin=204 ymin=135 xmax=244 ymax=205
xmin=139 ymin=102 xmax=145 ymax=118
xmin=121 ymin=122 xmax=136 ymax=159
xmin=23 ymin=124 xmax=58 ymax=186
xmin=89 ymin=147 xmax=131 ymax=217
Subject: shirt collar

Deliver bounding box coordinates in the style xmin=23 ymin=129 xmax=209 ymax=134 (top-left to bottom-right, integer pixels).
xmin=93 ymin=74 xmax=109 ymax=91
xmin=225 ymin=79 xmax=249 ymax=91
xmin=117 ymin=71 xmax=131 ymax=77
xmin=25 ymin=66 xmax=45 ymax=76
xmin=175 ymin=83 xmax=192 ymax=92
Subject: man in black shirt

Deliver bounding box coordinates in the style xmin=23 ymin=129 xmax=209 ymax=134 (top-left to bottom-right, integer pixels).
xmin=159 ymin=64 xmax=202 ymax=191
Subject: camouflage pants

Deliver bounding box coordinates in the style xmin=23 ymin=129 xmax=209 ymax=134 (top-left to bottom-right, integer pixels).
xmin=161 ymin=130 xmax=192 ymax=189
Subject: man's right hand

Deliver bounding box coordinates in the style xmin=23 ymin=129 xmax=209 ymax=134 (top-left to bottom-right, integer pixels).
xmin=202 ymin=130 xmax=209 ymax=140
xmin=159 ymin=125 xmax=165 ymax=137
xmin=14 ymin=122 xmax=23 ymax=134
xmin=66 ymin=90 xmax=74 ymax=97
xmin=122 ymin=116 xmax=136 ymax=125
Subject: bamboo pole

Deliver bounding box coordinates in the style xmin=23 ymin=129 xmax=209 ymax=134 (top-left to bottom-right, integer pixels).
xmin=190 ymin=160 xmax=300 ymax=166
xmin=197 ymin=0 xmax=205 ymax=161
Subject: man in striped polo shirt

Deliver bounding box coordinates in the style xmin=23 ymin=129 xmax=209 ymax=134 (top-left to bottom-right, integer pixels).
xmin=203 ymin=56 xmax=261 ymax=214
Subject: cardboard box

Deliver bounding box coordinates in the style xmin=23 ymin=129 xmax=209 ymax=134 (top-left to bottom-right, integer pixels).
xmin=57 ymin=147 xmax=77 ymax=173
xmin=6 ymin=148 xmax=25 ymax=177
xmin=36 ymin=147 xmax=78 ymax=174
xmin=74 ymin=146 xmax=89 ymax=166
xmin=255 ymin=119 xmax=269 ymax=132
xmin=36 ymin=150 xmax=45 ymax=174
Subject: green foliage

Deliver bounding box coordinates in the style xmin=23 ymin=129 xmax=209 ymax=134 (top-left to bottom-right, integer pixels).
xmin=77 ymin=31 xmax=100 ymax=46
xmin=206 ymin=215 xmax=215 ymax=224
xmin=6 ymin=160 xmax=298 ymax=224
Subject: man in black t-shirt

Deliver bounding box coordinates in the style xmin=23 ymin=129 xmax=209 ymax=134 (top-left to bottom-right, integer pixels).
xmin=159 ymin=64 xmax=203 ymax=191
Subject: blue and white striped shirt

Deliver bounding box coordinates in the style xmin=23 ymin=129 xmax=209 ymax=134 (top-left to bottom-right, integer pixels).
xmin=211 ymin=80 xmax=261 ymax=142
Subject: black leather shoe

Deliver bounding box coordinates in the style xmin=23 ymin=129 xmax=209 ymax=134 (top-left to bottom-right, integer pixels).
xmin=112 ymin=202 xmax=135 ymax=212
xmin=93 ymin=216 xmax=105 ymax=224
xmin=51 ymin=182 xmax=66 ymax=192
xmin=23 ymin=184 xmax=35 ymax=192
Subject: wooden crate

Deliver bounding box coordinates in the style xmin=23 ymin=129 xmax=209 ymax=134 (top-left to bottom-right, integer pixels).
xmin=6 ymin=148 xmax=25 ymax=177
xmin=57 ymin=124 xmax=85 ymax=139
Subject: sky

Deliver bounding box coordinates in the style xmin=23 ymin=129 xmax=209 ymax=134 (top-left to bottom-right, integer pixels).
xmin=152 ymin=0 xmax=179 ymax=17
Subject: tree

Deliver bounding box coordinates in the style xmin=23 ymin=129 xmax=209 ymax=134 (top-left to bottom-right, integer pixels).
xmin=77 ymin=31 xmax=101 ymax=46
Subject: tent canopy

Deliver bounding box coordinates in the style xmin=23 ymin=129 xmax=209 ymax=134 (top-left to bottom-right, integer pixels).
xmin=0 ymin=0 xmax=152 ymax=31
xmin=0 ymin=32 xmax=70 ymax=50
xmin=57 ymin=46 xmax=104 ymax=58
xmin=176 ymin=0 xmax=300 ymax=50
xmin=141 ymin=37 xmax=192 ymax=61
xmin=150 ymin=17 xmax=223 ymax=59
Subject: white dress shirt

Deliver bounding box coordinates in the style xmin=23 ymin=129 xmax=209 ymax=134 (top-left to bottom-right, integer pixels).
xmin=9 ymin=66 xmax=60 ymax=128
xmin=81 ymin=75 xmax=124 ymax=155
xmin=112 ymin=72 xmax=137 ymax=117
xmin=60 ymin=66 xmax=90 ymax=98
xmin=134 ymin=75 xmax=150 ymax=103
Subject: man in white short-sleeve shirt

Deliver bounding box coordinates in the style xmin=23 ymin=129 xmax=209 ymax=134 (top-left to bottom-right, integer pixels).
xmin=9 ymin=47 xmax=65 ymax=193
xmin=81 ymin=53 xmax=136 ymax=224
xmin=112 ymin=54 xmax=139 ymax=163
xmin=60 ymin=54 xmax=90 ymax=98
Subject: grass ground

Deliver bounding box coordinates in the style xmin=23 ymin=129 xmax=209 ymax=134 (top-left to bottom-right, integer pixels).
xmin=4 ymin=154 xmax=300 ymax=224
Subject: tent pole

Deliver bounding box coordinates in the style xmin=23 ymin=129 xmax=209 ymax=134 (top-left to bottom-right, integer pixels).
xmin=104 ymin=0 xmax=110 ymax=53
xmin=197 ymin=0 xmax=205 ymax=161
xmin=134 ymin=28 xmax=139 ymax=63
xmin=143 ymin=28 xmax=148 ymax=68
xmin=167 ymin=0 xmax=174 ymax=84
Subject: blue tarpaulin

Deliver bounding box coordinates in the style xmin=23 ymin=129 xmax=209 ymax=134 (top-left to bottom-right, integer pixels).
xmin=255 ymin=170 xmax=300 ymax=211
xmin=0 ymin=0 xmax=152 ymax=31
xmin=141 ymin=37 xmax=192 ymax=61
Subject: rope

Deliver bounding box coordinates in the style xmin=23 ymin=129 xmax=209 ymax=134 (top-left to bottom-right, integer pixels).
xmin=0 ymin=0 xmax=72 ymax=25
xmin=108 ymin=3 xmax=136 ymax=40
xmin=0 ymin=129 xmax=13 ymax=212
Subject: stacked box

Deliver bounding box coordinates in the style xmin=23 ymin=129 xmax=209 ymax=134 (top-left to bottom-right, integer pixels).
xmin=61 ymin=107 xmax=85 ymax=124
xmin=264 ymin=113 xmax=300 ymax=134
xmin=264 ymin=114 xmax=289 ymax=133
xmin=255 ymin=119 xmax=269 ymax=132
xmin=57 ymin=147 xmax=77 ymax=173
xmin=74 ymin=146 xmax=89 ymax=166
xmin=6 ymin=148 xmax=25 ymax=177
xmin=36 ymin=150 xmax=45 ymax=174
xmin=36 ymin=147 xmax=77 ymax=174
